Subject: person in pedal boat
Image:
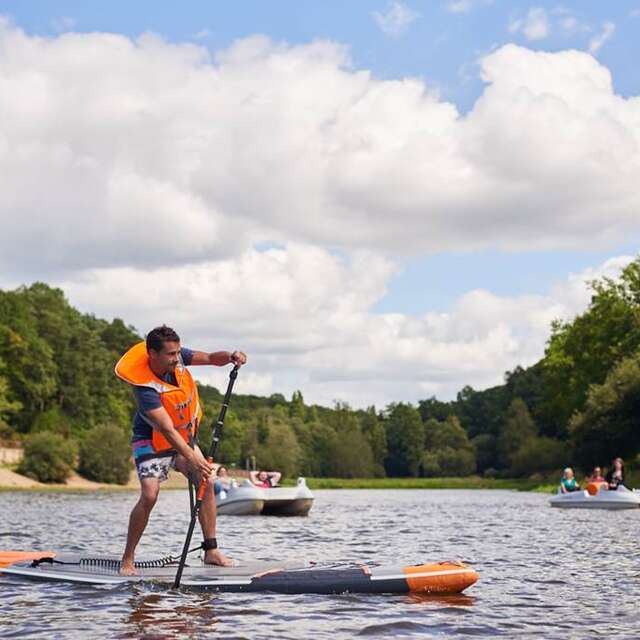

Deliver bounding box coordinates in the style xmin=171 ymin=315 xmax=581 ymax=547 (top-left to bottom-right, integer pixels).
xmin=214 ymin=465 xmax=235 ymax=495
xmin=559 ymin=467 xmax=580 ymax=493
xmin=605 ymin=457 xmax=625 ymax=490
xmin=250 ymin=470 xmax=282 ymax=488
xmin=115 ymin=325 xmax=247 ymax=575
xmin=586 ymin=466 xmax=606 ymax=484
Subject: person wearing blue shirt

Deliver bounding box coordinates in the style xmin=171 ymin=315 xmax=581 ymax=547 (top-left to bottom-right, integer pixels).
xmin=117 ymin=325 xmax=246 ymax=576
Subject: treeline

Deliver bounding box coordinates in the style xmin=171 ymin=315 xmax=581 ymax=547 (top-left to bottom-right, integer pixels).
xmin=1 ymin=257 xmax=639 ymax=483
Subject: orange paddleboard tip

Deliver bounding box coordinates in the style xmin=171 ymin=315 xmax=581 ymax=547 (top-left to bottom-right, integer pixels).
xmin=0 ymin=551 xmax=55 ymax=568
xmin=403 ymin=561 xmax=479 ymax=594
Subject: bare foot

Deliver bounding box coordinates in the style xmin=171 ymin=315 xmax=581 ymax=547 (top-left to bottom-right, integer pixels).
xmin=204 ymin=549 xmax=234 ymax=567
xmin=119 ymin=559 xmax=137 ymax=576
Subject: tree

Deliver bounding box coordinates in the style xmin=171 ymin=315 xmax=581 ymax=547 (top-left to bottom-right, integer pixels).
xmin=498 ymin=398 xmax=538 ymax=468
xmin=290 ymin=390 xmax=306 ymax=421
xmin=384 ymin=403 xmax=424 ymax=476
xmin=471 ymin=433 xmax=498 ymax=474
xmin=78 ymin=424 xmax=132 ymax=484
xmin=257 ymin=422 xmax=301 ymax=477
xmin=360 ymin=407 xmax=387 ymax=477
xmin=569 ymin=352 xmax=640 ymax=470
xmin=508 ymin=436 xmax=565 ymax=477
xmin=422 ymin=416 xmax=476 ymax=477
xmin=18 ymin=432 xmax=76 ymax=483
xmin=418 ymin=397 xmax=452 ymax=423
xmin=544 ymin=258 xmax=640 ymax=433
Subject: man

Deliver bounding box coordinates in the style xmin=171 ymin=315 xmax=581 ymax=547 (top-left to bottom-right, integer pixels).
xmin=115 ymin=325 xmax=246 ymax=575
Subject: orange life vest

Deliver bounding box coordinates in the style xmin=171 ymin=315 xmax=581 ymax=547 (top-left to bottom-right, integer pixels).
xmin=114 ymin=341 xmax=202 ymax=453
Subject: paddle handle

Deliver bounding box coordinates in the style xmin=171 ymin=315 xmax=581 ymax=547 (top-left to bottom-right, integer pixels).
xmin=196 ymin=458 xmax=214 ymax=501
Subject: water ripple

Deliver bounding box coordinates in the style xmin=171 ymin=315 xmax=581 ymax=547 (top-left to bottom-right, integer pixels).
xmin=2 ymin=489 xmax=640 ymax=638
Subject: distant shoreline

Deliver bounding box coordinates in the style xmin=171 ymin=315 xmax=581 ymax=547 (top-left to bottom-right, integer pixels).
xmin=0 ymin=467 xmax=555 ymax=493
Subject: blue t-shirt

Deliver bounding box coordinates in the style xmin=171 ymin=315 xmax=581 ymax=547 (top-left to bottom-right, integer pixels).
xmin=131 ymin=348 xmax=193 ymax=455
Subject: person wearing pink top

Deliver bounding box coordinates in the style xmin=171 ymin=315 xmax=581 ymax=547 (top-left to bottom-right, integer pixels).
xmin=586 ymin=466 xmax=605 ymax=483
xmin=250 ymin=470 xmax=282 ymax=488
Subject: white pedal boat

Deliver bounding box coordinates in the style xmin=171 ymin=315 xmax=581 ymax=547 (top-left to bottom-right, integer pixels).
xmin=216 ymin=477 xmax=314 ymax=516
xmin=550 ymin=484 xmax=640 ymax=510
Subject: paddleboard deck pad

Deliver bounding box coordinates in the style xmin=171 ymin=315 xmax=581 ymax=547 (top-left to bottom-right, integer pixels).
xmin=0 ymin=552 xmax=478 ymax=594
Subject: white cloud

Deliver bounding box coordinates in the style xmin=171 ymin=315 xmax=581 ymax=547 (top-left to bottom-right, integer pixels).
xmin=19 ymin=245 xmax=629 ymax=408
xmin=589 ymin=21 xmax=615 ymax=55
xmin=447 ymin=1 xmax=473 ymax=13
xmin=1 ymin=22 xmax=639 ymax=281
xmin=372 ymin=1 xmax=419 ymax=36
xmin=446 ymin=0 xmax=493 ymax=14
xmin=0 ymin=21 xmax=639 ymax=407
xmin=508 ymin=7 xmax=550 ymax=41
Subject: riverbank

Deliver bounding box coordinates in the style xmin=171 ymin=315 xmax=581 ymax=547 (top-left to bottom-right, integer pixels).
xmin=0 ymin=466 xmax=556 ymax=493
xmin=0 ymin=466 xmax=557 ymax=493
xmin=284 ymin=476 xmax=556 ymax=492
xmin=0 ymin=466 xmax=188 ymax=492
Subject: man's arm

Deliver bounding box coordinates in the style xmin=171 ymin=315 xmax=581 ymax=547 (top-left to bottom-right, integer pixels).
xmin=146 ymin=406 xmax=212 ymax=479
xmin=269 ymin=471 xmax=282 ymax=486
xmin=189 ymin=350 xmax=247 ymax=366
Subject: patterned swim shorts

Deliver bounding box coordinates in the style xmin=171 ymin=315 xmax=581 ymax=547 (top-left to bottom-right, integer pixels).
xmin=135 ymin=454 xmax=177 ymax=482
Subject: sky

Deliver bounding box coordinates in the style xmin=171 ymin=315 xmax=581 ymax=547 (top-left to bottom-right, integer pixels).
xmin=0 ymin=1 xmax=639 ymax=408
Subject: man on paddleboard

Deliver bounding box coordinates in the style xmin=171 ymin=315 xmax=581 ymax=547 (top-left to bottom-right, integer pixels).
xmin=115 ymin=325 xmax=246 ymax=575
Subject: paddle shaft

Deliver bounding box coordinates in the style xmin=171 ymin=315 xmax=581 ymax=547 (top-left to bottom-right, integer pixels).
xmin=173 ymin=365 xmax=239 ymax=588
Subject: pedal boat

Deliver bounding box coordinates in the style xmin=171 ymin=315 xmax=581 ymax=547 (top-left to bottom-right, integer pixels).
xmin=549 ymin=483 xmax=640 ymax=509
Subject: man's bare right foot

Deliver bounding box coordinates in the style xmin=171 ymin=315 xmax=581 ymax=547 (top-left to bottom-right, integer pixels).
xmin=204 ymin=549 xmax=234 ymax=567
xmin=119 ymin=559 xmax=137 ymax=576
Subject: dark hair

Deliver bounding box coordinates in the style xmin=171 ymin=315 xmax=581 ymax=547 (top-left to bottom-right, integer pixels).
xmin=216 ymin=466 xmax=228 ymax=476
xmin=146 ymin=325 xmax=180 ymax=353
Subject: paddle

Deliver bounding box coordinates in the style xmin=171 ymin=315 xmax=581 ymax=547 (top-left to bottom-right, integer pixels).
xmin=173 ymin=365 xmax=239 ymax=588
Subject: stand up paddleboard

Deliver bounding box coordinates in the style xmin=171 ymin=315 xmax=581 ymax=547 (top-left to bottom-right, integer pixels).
xmin=0 ymin=551 xmax=478 ymax=595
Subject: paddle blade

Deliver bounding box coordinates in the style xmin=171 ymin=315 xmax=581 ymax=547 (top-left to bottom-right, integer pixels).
xmin=0 ymin=551 xmax=55 ymax=568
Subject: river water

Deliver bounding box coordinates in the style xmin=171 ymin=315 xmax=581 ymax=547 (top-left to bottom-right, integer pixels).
xmin=1 ymin=489 xmax=638 ymax=639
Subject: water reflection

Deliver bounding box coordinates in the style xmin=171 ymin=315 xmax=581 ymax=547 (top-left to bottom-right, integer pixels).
xmin=405 ymin=592 xmax=476 ymax=607
xmin=120 ymin=589 xmax=219 ymax=639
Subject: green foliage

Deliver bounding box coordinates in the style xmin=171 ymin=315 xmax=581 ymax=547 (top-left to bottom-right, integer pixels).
xmin=0 ymin=368 xmax=21 ymax=422
xmin=543 ymin=258 xmax=640 ymax=432
xmin=198 ymin=411 xmax=246 ymax=466
xmin=569 ymin=352 xmax=640 ymax=470
xmin=18 ymin=432 xmax=76 ymax=483
xmin=508 ymin=436 xmax=565 ymax=478
xmin=384 ymin=403 xmax=424 ymax=476
xmin=78 ymin=424 xmax=132 ymax=484
xmin=418 ymin=397 xmax=453 ymax=423
xmin=471 ymin=433 xmax=498 ymax=473
xmin=256 ymin=421 xmax=301 ymax=477
xmin=499 ymin=398 xmax=538 ymax=468
xmin=0 ymin=283 xmax=138 ymax=435
xmin=360 ymin=407 xmax=387 ymax=477
xmin=290 ymin=390 xmax=306 ymax=420
xmin=5 ymin=257 xmax=640 ymax=482
xmin=30 ymin=406 xmax=72 ymax=437
xmin=422 ymin=416 xmax=476 ymax=477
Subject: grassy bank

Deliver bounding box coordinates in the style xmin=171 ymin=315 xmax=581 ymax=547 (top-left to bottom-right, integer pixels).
xmin=1 ymin=463 xmax=557 ymax=493
xmin=283 ymin=476 xmax=556 ymax=492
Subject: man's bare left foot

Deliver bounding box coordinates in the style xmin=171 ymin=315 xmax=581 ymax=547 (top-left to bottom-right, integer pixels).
xmin=119 ymin=559 xmax=137 ymax=576
xmin=204 ymin=549 xmax=233 ymax=567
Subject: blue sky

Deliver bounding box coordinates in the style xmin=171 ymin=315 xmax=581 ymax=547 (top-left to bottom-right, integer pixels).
xmin=1 ymin=1 xmax=638 ymax=405
xmin=3 ymin=0 xmax=638 ymax=106
xmin=3 ymin=0 xmax=638 ymax=314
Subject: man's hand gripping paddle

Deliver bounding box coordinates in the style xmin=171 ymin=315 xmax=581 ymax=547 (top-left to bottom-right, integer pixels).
xmin=173 ymin=365 xmax=239 ymax=588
